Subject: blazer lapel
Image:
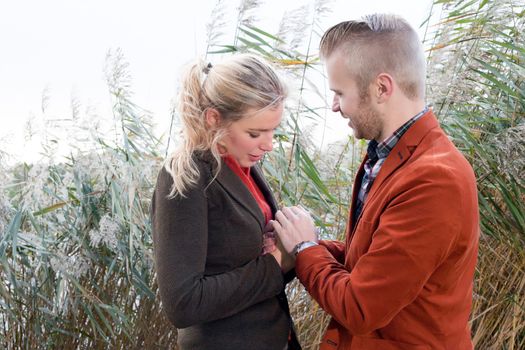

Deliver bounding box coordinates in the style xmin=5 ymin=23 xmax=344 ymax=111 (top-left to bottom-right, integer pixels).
xmin=361 ymin=110 xmax=439 ymax=213
xmin=341 ymin=157 xmax=366 ymax=252
xmin=215 ymin=160 xmax=266 ymax=230
xmin=349 ymin=158 xmax=367 ymax=232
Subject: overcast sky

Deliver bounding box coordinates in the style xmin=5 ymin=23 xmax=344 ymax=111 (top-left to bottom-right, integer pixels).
xmin=0 ymin=0 xmax=433 ymax=164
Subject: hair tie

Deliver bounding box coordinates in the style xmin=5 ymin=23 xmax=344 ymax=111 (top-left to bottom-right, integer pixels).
xmin=203 ymin=62 xmax=213 ymax=74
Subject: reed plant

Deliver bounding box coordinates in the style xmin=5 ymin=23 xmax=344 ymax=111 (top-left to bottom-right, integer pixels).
xmin=425 ymin=1 xmax=525 ymax=348
xmin=0 ymin=49 xmax=174 ymax=349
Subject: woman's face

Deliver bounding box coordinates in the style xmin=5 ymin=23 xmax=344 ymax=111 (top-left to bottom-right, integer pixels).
xmin=220 ymin=103 xmax=283 ymax=167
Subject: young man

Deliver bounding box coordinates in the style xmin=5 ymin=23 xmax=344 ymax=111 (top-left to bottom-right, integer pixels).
xmin=271 ymin=14 xmax=479 ymax=350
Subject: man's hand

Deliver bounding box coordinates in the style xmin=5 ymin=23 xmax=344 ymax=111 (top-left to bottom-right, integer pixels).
xmin=271 ymin=205 xmax=318 ymax=255
xmin=269 ymin=236 xmax=295 ymax=272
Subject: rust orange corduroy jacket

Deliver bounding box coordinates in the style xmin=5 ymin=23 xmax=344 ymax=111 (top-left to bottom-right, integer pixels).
xmin=295 ymin=111 xmax=479 ymax=350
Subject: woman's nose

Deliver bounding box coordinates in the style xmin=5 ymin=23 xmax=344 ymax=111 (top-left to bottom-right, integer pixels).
xmin=260 ymin=134 xmax=274 ymax=152
xmin=332 ymin=95 xmax=340 ymax=112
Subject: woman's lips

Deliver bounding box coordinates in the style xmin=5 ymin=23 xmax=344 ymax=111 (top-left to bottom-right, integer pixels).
xmin=249 ymin=154 xmax=263 ymax=162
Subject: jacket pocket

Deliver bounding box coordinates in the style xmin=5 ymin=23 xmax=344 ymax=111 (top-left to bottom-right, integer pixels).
xmin=319 ymin=326 xmax=339 ymax=349
xmin=350 ymin=336 xmax=431 ymax=350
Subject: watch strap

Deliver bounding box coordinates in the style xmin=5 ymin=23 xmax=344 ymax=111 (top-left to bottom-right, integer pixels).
xmin=293 ymin=241 xmax=319 ymax=256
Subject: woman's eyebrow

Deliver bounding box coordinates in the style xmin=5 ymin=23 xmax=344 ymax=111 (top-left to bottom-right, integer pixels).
xmin=247 ymin=126 xmax=278 ymax=132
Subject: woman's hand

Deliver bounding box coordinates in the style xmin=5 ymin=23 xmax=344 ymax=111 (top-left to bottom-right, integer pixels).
xmin=262 ymin=231 xmax=277 ymax=254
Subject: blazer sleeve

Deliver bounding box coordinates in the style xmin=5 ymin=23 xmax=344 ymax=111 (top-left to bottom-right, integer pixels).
xmin=295 ymin=166 xmax=467 ymax=335
xmin=152 ymin=168 xmax=284 ymax=328
xmin=319 ymin=239 xmax=345 ymax=263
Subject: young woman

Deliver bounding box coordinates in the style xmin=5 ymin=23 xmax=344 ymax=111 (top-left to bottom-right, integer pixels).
xmin=151 ymin=54 xmax=300 ymax=350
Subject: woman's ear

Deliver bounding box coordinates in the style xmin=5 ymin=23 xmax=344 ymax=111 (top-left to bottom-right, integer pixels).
xmin=205 ymin=108 xmax=221 ymax=127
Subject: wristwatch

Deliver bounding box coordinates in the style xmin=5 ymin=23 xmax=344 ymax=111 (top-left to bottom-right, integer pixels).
xmin=292 ymin=241 xmax=319 ymax=256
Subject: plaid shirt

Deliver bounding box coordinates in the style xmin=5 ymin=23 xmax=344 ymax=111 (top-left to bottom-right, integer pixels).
xmin=354 ymin=107 xmax=429 ymax=221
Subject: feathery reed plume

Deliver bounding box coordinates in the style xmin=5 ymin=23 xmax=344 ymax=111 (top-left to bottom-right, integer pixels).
xmin=205 ymin=0 xmax=228 ymax=56
xmin=427 ymin=0 xmax=525 ymax=347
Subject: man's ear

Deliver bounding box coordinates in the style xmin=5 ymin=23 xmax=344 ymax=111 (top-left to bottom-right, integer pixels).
xmin=374 ymin=73 xmax=394 ymax=103
xmin=205 ymin=108 xmax=221 ymax=127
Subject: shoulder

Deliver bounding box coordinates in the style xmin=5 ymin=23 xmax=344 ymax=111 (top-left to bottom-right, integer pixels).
xmin=154 ymin=151 xmax=216 ymax=198
xmin=386 ymin=126 xmax=477 ymax=202
xmin=392 ymin=134 xmax=478 ymax=217
xmin=419 ymin=129 xmax=476 ymax=185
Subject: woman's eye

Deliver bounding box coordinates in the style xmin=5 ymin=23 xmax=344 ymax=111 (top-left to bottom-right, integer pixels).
xmin=248 ymin=132 xmax=260 ymax=138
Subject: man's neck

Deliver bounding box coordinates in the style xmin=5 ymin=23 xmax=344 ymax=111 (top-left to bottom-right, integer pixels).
xmin=377 ymin=101 xmax=426 ymax=141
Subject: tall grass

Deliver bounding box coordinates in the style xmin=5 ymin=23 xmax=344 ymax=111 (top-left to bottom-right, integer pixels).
xmin=1 ymin=0 xmax=523 ymax=349
xmin=425 ymin=0 xmax=525 ymax=348
xmin=0 ymin=49 xmax=174 ymax=349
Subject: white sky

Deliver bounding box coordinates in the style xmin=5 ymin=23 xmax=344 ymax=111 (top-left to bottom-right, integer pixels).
xmin=0 ymin=0 xmax=432 ymax=165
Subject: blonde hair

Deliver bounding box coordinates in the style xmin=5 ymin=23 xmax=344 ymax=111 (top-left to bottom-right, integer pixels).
xmin=320 ymin=13 xmax=426 ymax=100
xmin=165 ymin=54 xmax=287 ymax=197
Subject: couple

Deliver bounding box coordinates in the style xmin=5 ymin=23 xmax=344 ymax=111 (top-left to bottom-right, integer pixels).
xmin=151 ymin=13 xmax=479 ymax=350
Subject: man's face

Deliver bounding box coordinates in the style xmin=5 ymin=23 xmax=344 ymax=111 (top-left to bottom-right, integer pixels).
xmin=326 ymin=51 xmax=382 ymax=141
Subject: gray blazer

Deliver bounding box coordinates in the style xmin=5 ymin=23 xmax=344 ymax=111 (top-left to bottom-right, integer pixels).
xmin=151 ymin=151 xmax=299 ymax=350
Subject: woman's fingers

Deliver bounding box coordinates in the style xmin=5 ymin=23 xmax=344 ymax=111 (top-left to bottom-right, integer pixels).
xmin=262 ymin=234 xmax=277 ymax=254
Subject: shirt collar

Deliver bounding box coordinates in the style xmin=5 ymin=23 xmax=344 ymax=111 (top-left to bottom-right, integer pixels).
xmin=222 ymin=155 xmax=251 ymax=176
xmin=367 ymin=106 xmax=429 ymax=161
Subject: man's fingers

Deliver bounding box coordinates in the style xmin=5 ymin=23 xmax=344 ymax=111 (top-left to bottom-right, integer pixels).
xmin=281 ymin=207 xmax=297 ymax=220
xmin=264 ymin=221 xmax=275 ymax=233
xmin=287 ymin=205 xmax=312 ymax=221
xmin=288 ymin=206 xmax=302 ymax=216
xmin=294 ymin=205 xmax=313 ymax=220
xmin=270 ymin=219 xmax=283 ymax=234
xmin=297 ymin=205 xmax=311 ymax=216
xmin=274 ymin=211 xmax=291 ymax=227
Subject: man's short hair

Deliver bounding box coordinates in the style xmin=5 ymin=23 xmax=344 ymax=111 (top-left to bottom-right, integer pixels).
xmin=320 ymin=13 xmax=426 ymax=100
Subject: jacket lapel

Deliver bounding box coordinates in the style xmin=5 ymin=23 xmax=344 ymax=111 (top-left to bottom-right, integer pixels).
xmin=349 ymin=158 xmax=367 ymax=233
xmin=360 ymin=111 xmax=439 ymax=214
xmin=215 ymin=160 xmax=266 ymax=230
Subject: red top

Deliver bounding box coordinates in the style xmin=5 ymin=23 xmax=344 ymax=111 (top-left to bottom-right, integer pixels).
xmin=223 ymin=155 xmax=273 ymax=224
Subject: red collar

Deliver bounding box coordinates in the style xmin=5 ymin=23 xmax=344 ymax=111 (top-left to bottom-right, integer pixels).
xmin=222 ymin=155 xmax=251 ymax=176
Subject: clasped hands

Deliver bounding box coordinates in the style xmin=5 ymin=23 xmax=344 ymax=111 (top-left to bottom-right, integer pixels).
xmin=263 ymin=206 xmax=318 ymax=272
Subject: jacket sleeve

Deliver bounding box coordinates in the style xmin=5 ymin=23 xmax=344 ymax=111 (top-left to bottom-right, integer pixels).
xmin=295 ymin=166 xmax=466 ymax=335
xmin=319 ymin=240 xmax=345 ymax=263
xmin=151 ymin=168 xmax=284 ymax=328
